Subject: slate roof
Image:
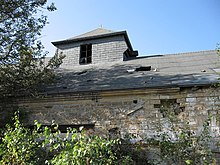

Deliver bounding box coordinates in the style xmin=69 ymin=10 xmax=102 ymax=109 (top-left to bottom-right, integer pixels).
xmin=69 ymin=28 xmax=114 ymax=39
xmin=43 ymin=50 xmax=220 ymax=94
xmin=51 ymin=28 xmax=133 ymax=51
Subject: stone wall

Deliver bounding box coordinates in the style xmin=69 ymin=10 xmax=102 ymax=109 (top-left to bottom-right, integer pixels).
xmin=1 ymin=86 xmax=220 ymax=162
xmin=56 ymin=35 xmax=128 ymax=69
xmin=13 ymin=86 xmax=220 ymax=140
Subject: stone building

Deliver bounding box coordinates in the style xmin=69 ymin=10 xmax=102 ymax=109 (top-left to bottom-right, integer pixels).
xmin=52 ymin=28 xmax=138 ymax=67
xmin=2 ymin=28 xmax=220 ymax=144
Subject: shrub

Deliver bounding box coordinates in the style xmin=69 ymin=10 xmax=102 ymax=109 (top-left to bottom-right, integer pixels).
xmin=0 ymin=111 xmax=43 ymax=165
xmin=47 ymin=127 xmax=119 ymax=165
xmin=0 ymin=111 xmax=132 ymax=165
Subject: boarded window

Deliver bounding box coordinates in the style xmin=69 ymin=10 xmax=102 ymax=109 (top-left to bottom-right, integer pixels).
xmin=79 ymin=44 xmax=92 ymax=64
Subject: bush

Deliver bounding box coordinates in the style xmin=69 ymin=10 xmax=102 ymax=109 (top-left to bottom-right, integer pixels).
xmin=47 ymin=128 xmax=118 ymax=165
xmin=0 ymin=111 xmax=43 ymax=164
xmin=1 ymin=111 xmax=217 ymax=165
xmin=0 ymin=111 xmax=132 ymax=165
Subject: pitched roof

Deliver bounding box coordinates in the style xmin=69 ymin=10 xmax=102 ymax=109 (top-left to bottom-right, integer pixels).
xmin=43 ymin=50 xmax=220 ymax=94
xmin=51 ymin=28 xmax=133 ymax=50
xmin=69 ymin=28 xmax=115 ymax=39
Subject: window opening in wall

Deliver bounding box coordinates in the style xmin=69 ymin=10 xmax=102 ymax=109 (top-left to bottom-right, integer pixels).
xmin=108 ymin=127 xmax=120 ymax=139
xmin=154 ymin=99 xmax=185 ymax=118
xmin=79 ymin=44 xmax=92 ymax=64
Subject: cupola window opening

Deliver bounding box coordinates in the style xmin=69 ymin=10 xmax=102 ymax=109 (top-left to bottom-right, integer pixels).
xmin=79 ymin=44 xmax=92 ymax=64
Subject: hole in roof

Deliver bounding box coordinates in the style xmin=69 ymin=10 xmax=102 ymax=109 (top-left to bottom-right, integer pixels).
xmin=135 ymin=66 xmax=151 ymax=71
xmin=133 ymin=100 xmax=138 ymax=104
xmin=77 ymin=70 xmax=87 ymax=75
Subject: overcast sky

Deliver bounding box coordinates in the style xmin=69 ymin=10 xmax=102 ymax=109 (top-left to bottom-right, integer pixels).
xmin=41 ymin=0 xmax=220 ymax=56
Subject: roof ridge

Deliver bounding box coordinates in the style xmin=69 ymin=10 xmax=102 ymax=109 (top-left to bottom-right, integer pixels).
xmin=51 ymin=28 xmax=131 ymax=48
xmin=141 ymin=50 xmax=217 ymax=57
xmin=163 ymin=50 xmax=216 ymax=56
xmin=68 ymin=28 xmax=115 ymax=40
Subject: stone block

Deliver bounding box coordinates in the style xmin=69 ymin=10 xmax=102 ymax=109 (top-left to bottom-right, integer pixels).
xmin=159 ymin=95 xmax=170 ymax=99
xmin=186 ymin=97 xmax=196 ymax=103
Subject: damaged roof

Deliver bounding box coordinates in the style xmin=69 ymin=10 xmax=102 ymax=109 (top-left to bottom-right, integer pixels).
xmin=44 ymin=50 xmax=220 ymax=94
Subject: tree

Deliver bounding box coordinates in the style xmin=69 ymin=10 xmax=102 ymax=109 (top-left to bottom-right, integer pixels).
xmin=217 ymin=43 xmax=220 ymax=55
xmin=0 ymin=0 xmax=64 ymax=97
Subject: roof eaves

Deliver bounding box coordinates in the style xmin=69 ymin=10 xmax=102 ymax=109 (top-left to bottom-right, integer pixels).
xmin=52 ymin=31 xmax=133 ymax=50
xmin=123 ymin=31 xmax=133 ymax=51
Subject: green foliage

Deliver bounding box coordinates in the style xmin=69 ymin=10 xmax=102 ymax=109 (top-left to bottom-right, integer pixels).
xmin=48 ymin=129 xmax=118 ymax=165
xmin=0 ymin=0 xmax=64 ymax=97
xmin=0 ymin=111 xmax=42 ymax=164
xmin=217 ymin=43 xmax=220 ymax=55
xmin=0 ymin=111 xmax=132 ymax=165
xmin=1 ymin=111 xmax=217 ymax=165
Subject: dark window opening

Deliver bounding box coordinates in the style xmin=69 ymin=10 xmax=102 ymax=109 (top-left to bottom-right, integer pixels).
xmin=155 ymin=99 xmax=185 ymax=118
xmin=133 ymin=100 xmax=138 ymax=104
xmin=80 ymin=44 xmax=92 ymax=65
xmin=108 ymin=127 xmax=120 ymax=139
xmin=135 ymin=66 xmax=151 ymax=71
